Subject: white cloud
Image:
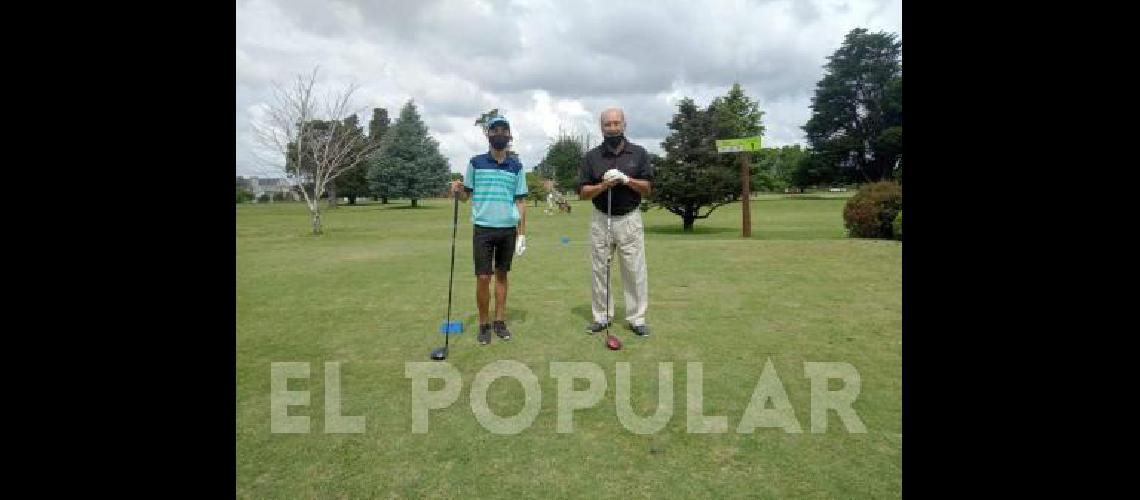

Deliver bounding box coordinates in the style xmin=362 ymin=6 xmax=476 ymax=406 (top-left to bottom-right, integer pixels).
xmin=236 ymin=0 xmax=901 ymax=176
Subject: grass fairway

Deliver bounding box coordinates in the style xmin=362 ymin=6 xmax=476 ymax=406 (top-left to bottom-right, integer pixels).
xmin=236 ymin=194 xmax=901 ymax=498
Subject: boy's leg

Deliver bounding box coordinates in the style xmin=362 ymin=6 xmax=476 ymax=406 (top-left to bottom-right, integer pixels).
xmin=495 ymin=270 xmax=509 ymax=322
xmin=492 ymin=228 xmax=517 ymax=340
xmin=477 ymin=276 xmax=491 ymax=324
xmin=472 ymin=227 xmax=496 ymax=344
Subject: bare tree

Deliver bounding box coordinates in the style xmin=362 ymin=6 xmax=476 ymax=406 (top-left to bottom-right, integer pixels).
xmin=251 ymin=67 xmax=379 ymax=234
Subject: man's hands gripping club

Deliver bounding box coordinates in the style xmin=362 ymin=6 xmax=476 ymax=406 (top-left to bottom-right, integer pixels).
xmin=580 ymin=169 xmax=630 ymax=200
xmin=603 ymin=168 xmax=629 ymax=185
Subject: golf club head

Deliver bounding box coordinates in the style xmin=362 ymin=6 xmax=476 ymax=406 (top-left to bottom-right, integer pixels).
xmin=430 ymin=347 xmax=448 ymax=360
xmin=606 ymin=334 xmax=622 ymax=350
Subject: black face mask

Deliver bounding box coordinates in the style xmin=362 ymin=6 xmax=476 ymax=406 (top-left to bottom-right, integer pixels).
xmin=489 ymin=136 xmax=510 ymax=150
xmin=604 ymin=134 xmax=624 ymax=148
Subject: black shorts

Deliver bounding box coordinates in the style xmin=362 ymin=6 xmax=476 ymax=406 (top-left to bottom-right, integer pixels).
xmin=473 ymin=225 xmax=517 ymax=275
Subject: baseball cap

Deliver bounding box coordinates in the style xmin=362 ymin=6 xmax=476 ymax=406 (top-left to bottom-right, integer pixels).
xmin=485 ymin=115 xmax=510 ymax=130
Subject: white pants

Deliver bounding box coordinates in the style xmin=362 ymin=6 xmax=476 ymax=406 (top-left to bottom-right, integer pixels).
xmin=590 ymin=209 xmax=648 ymax=326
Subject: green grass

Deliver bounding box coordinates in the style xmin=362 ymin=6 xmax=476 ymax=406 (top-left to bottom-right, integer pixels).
xmin=237 ymin=196 xmax=901 ymax=498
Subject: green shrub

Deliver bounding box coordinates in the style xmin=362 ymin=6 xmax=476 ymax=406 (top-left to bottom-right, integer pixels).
xmin=843 ymin=181 xmax=902 ymax=238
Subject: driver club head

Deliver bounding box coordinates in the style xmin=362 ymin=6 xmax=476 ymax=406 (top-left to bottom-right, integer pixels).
xmin=605 ymin=334 xmax=622 ymax=351
xmin=430 ymin=347 xmax=448 ymax=360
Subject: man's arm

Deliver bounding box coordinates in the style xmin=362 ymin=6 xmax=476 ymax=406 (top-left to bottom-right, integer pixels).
xmin=625 ymin=177 xmax=651 ymax=197
xmin=515 ymin=198 xmax=526 ymax=235
xmin=625 ymin=149 xmax=653 ymax=196
xmin=577 ymin=152 xmax=623 ymax=199
xmin=580 ymin=178 xmax=620 ymax=200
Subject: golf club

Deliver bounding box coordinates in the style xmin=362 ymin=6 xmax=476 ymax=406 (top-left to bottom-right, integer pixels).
xmin=431 ymin=191 xmax=463 ymax=360
xmin=605 ymin=188 xmax=622 ymax=351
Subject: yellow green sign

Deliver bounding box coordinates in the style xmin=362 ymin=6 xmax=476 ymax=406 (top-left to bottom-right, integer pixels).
xmin=715 ymin=136 xmax=762 ymax=153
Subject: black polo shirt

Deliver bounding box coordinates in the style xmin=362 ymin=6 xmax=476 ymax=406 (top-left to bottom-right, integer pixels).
xmin=577 ymin=140 xmax=654 ymax=216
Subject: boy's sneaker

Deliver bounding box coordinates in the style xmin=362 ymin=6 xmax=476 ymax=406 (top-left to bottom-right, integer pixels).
xmin=478 ymin=324 xmax=492 ymax=345
xmin=493 ymin=320 xmax=512 ymax=341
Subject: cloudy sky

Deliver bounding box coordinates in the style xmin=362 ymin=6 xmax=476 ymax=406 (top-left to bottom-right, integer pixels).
xmin=236 ymin=0 xmax=901 ymax=178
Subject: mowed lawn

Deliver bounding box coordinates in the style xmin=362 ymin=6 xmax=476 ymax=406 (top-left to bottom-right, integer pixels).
xmin=236 ymin=194 xmax=901 ymax=498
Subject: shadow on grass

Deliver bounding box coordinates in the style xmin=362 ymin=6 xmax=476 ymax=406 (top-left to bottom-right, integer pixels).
xmin=570 ymin=304 xmax=593 ymax=323
xmin=378 ymin=204 xmax=439 ymax=210
xmin=456 ymin=308 xmax=528 ymax=329
xmin=644 ymin=223 xmax=847 ymax=240
xmin=571 ymin=303 xmax=637 ymax=326
xmin=320 ymin=200 xmax=447 ymax=211
xmin=644 ymin=225 xmax=738 ymax=236
xmin=774 ymin=195 xmax=852 ymax=201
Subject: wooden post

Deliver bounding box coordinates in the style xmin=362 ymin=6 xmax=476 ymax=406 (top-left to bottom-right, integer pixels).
xmin=740 ymin=153 xmax=751 ymax=238
xmin=716 ymin=136 xmax=761 ymax=238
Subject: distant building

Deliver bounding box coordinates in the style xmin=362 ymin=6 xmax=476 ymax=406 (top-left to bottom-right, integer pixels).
xmin=238 ymin=176 xmax=299 ymax=201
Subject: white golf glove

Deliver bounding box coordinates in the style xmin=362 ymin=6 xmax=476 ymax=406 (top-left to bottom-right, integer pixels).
xmin=603 ymin=169 xmax=629 ymax=184
xmin=515 ymin=234 xmax=526 ymax=256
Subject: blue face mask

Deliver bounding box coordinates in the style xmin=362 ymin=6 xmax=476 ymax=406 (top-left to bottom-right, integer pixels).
xmin=490 ymin=136 xmax=510 ymax=150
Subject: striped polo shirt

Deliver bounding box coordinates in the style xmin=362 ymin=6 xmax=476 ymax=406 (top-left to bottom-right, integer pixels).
xmin=463 ymin=152 xmax=529 ymax=228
